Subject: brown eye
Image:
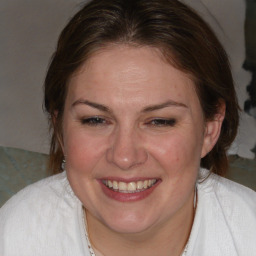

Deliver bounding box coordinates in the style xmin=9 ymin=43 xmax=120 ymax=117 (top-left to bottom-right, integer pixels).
xmin=81 ymin=116 xmax=107 ymax=126
xmin=149 ymin=118 xmax=176 ymax=127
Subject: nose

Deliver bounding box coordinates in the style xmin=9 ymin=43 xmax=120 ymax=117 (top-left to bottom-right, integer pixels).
xmin=106 ymin=127 xmax=148 ymax=170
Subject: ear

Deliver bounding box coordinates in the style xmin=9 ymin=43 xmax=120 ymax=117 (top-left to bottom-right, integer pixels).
xmin=201 ymin=102 xmax=226 ymax=158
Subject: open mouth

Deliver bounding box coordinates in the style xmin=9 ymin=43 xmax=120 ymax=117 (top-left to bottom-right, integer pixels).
xmin=102 ymin=179 xmax=158 ymax=193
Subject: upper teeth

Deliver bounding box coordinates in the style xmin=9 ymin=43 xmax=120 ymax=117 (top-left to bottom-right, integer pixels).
xmin=103 ymin=179 xmax=157 ymax=193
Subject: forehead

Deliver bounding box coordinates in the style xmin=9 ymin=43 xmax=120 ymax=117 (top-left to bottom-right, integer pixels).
xmin=67 ymin=45 xmax=200 ymax=110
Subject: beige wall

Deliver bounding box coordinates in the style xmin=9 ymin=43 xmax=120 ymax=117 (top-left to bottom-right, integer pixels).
xmin=0 ymin=0 xmax=85 ymax=153
xmin=1 ymin=0 xmax=255 ymax=158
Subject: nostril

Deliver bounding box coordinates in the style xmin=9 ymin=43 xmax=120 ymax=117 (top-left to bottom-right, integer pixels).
xmin=106 ymin=146 xmax=148 ymax=170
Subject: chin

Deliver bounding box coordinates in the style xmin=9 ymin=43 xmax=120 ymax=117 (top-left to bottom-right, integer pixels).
xmin=105 ymin=218 xmax=154 ymax=234
xmin=97 ymin=208 xmax=160 ymax=234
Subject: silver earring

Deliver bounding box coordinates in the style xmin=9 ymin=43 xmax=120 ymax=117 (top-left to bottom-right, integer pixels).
xmin=61 ymin=159 xmax=66 ymax=171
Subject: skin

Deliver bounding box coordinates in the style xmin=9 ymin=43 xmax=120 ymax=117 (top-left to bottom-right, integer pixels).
xmin=61 ymin=45 xmax=224 ymax=256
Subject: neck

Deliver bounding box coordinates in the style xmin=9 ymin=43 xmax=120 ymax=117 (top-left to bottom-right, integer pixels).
xmin=85 ymin=191 xmax=195 ymax=256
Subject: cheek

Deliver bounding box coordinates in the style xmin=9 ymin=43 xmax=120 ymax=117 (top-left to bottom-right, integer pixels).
xmin=147 ymin=131 xmax=202 ymax=174
xmin=63 ymin=129 xmax=108 ymax=174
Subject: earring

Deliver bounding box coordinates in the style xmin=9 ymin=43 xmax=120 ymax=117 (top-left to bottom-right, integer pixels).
xmin=61 ymin=159 xmax=66 ymax=171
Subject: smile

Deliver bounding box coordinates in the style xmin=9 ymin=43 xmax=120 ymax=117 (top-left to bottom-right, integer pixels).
xmin=102 ymin=179 xmax=157 ymax=193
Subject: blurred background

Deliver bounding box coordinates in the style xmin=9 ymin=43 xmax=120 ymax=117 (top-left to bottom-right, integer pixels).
xmin=0 ymin=0 xmax=256 ymax=206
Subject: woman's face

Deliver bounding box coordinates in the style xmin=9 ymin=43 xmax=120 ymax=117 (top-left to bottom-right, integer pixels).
xmin=62 ymin=45 xmax=217 ymax=234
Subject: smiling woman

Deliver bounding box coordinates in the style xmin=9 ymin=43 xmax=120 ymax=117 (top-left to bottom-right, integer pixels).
xmin=0 ymin=0 xmax=256 ymax=255
xmin=64 ymin=46 xmax=204 ymax=238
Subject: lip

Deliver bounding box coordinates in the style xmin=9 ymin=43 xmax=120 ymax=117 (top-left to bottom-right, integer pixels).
xmin=98 ymin=178 xmax=161 ymax=202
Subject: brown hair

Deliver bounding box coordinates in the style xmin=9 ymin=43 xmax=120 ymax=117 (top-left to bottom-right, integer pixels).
xmin=44 ymin=0 xmax=239 ymax=176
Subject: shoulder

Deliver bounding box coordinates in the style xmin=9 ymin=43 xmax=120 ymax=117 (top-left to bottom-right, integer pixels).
xmin=0 ymin=171 xmax=80 ymax=222
xmin=199 ymin=170 xmax=256 ymax=211
xmin=1 ymin=172 xmax=75 ymax=213
xmin=0 ymin=172 xmax=83 ymax=255
xmin=195 ymin=169 xmax=256 ymax=254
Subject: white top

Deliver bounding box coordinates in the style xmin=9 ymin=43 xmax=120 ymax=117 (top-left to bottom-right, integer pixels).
xmin=0 ymin=170 xmax=256 ymax=256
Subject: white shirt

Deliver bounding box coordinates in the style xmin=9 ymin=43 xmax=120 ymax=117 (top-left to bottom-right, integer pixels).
xmin=0 ymin=170 xmax=256 ymax=256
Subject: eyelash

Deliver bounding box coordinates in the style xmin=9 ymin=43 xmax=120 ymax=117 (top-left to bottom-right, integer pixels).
xmin=81 ymin=116 xmax=108 ymax=126
xmin=147 ymin=118 xmax=176 ymax=127
xmin=80 ymin=117 xmax=176 ymax=128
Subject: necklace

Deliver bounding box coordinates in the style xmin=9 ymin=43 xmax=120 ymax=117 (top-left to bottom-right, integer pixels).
xmin=83 ymin=186 xmax=197 ymax=256
xmin=83 ymin=213 xmax=97 ymax=256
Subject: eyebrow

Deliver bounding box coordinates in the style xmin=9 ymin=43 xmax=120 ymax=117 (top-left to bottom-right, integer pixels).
xmin=72 ymin=99 xmax=188 ymax=113
xmin=72 ymin=99 xmax=111 ymax=113
xmin=142 ymin=100 xmax=188 ymax=112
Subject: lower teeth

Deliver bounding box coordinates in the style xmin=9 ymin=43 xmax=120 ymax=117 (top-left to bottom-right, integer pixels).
xmin=111 ymin=188 xmax=148 ymax=193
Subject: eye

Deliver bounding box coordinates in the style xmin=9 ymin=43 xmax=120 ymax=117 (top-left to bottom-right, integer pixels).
xmin=81 ymin=116 xmax=108 ymax=126
xmin=147 ymin=118 xmax=176 ymax=127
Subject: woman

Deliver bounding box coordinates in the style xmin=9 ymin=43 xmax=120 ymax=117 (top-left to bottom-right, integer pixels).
xmin=0 ymin=0 xmax=255 ymax=255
